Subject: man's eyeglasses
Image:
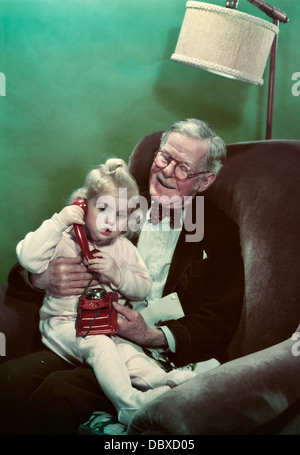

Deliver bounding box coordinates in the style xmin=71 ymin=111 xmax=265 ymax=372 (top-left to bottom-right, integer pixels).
xmin=154 ymin=150 xmax=211 ymax=182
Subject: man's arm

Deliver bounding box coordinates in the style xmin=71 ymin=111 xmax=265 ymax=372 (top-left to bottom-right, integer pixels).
xmin=8 ymin=255 xmax=98 ymax=298
xmin=30 ymin=255 xmax=97 ymax=295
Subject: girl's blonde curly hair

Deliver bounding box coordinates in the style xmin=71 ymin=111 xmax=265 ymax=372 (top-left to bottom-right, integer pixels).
xmin=69 ymin=158 xmax=140 ymax=240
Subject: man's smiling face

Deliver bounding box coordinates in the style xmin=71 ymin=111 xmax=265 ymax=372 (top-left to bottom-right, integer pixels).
xmin=149 ymin=132 xmax=211 ymax=204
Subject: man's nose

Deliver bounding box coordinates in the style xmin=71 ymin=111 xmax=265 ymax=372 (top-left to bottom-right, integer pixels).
xmin=162 ymin=160 xmax=176 ymax=178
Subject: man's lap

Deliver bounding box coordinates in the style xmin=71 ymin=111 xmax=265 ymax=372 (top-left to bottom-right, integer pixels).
xmin=0 ymin=348 xmax=113 ymax=434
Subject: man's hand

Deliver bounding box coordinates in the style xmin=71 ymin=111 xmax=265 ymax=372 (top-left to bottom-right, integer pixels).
xmin=30 ymin=253 xmax=98 ymax=296
xmin=113 ymin=302 xmax=168 ymax=348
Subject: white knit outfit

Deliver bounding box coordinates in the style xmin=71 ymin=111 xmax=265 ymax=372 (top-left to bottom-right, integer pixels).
xmin=17 ymin=214 xmax=196 ymax=425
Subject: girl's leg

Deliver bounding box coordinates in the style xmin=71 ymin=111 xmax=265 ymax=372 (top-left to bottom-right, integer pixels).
xmin=80 ymin=335 xmax=171 ymax=426
xmin=115 ymin=340 xmax=197 ymax=390
xmin=41 ymin=318 xmax=168 ymax=426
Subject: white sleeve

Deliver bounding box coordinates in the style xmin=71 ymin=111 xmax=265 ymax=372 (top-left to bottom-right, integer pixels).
xmin=111 ymin=240 xmax=152 ymax=301
xmin=159 ymin=326 xmax=176 ymax=353
xmin=16 ymin=213 xmax=69 ymax=274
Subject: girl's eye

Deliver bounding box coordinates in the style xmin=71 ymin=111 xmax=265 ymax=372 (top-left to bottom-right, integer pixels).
xmin=97 ymin=204 xmax=108 ymax=213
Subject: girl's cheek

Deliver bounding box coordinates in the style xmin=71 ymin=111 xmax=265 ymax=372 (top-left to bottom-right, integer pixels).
xmin=96 ymin=212 xmax=105 ymax=230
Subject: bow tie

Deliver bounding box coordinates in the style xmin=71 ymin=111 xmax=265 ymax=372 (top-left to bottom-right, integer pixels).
xmin=150 ymin=205 xmax=180 ymax=229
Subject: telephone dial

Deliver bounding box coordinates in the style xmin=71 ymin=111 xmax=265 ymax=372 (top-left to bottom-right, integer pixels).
xmin=72 ymin=198 xmax=118 ymax=337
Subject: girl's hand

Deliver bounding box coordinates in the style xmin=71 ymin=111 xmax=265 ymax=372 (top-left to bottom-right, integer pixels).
xmin=88 ymin=251 xmax=121 ymax=288
xmin=58 ymin=205 xmax=85 ymax=226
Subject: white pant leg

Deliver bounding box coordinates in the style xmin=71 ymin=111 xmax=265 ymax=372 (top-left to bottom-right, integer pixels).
xmin=40 ymin=315 xmax=88 ymax=364
xmin=41 ymin=318 xmax=172 ymax=426
xmin=114 ymin=338 xmax=197 ymax=390
xmin=115 ymin=339 xmax=169 ymax=389
xmin=78 ymin=334 xmax=171 ymax=426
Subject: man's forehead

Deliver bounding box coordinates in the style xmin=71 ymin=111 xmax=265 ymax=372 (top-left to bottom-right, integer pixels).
xmin=164 ymin=133 xmax=209 ymax=162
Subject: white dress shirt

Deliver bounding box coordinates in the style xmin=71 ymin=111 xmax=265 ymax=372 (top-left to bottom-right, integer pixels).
xmin=137 ymin=209 xmax=183 ymax=352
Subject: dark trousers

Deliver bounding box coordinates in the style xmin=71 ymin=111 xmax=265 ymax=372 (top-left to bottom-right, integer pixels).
xmin=0 ymin=348 xmax=114 ymax=434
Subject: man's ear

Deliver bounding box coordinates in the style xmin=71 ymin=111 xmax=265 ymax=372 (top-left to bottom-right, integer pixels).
xmin=197 ymin=173 xmax=217 ymax=193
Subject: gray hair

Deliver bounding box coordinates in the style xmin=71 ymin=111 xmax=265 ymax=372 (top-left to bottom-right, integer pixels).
xmin=160 ymin=118 xmax=226 ymax=175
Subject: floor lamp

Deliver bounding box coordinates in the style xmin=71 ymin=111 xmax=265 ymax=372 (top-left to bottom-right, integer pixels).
xmin=171 ymin=1 xmax=289 ymax=139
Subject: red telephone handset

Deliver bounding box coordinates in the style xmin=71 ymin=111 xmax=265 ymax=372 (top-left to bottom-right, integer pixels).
xmin=72 ymin=197 xmax=99 ymax=261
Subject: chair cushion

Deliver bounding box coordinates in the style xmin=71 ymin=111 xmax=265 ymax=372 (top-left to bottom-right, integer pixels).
xmin=128 ymin=326 xmax=300 ymax=435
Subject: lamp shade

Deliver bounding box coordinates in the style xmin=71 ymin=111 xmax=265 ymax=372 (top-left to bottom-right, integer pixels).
xmin=171 ymin=1 xmax=279 ymax=85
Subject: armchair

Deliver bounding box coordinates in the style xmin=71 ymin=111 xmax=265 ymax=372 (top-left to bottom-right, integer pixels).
xmin=127 ymin=133 xmax=300 ymax=435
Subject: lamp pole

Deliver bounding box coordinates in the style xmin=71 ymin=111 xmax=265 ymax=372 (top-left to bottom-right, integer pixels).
xmin=266 ymin=18 xmax=279 ymax=140
xmin=226 ymin=0 xmax=288 ymax=139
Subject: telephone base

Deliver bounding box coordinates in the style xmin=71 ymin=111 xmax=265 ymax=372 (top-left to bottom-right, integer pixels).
xmin=76 ymin=291 xmax=118 ymax=337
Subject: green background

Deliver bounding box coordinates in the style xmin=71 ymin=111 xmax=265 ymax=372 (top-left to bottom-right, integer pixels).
xmin=0 ymin=0 xmax=299 ymax=283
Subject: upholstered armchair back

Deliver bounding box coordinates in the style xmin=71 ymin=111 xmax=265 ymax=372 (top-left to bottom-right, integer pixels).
xmin=129 ymin=134 xmax=300 ymax=360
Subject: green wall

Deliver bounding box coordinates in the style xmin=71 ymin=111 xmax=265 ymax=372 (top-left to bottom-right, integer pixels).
xmin=1 ymin=0 xmax=299 ymax=283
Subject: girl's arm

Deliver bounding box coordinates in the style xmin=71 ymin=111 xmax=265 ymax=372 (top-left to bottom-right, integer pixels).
xmin=17 ymin=214 xmax=69 ymax=274
xmin=116 ymin=248 xmax=152 ymax=300
xmin=88 ymin=242 xmax=151 ymax=301
xmin=16 ymin=205 xmax=84 ymax=274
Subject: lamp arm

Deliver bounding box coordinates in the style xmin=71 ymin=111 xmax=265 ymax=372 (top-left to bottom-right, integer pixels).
xmin=246 ymin=0 xmax=288 ymax=23
xmin=225 ymin=1 xmax=288 ymax=23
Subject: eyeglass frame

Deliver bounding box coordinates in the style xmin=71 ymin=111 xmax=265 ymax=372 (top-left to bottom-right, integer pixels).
xmin=153 ymin=149 xmax=212 ymax=182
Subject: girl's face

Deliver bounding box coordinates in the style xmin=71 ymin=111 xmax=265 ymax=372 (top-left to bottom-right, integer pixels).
xmin=85 ymin=192 xmax=128 ymax=245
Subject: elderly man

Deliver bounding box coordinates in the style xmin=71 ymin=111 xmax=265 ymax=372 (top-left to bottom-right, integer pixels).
xmin=0 ymin=118 xmax=244 ymax=434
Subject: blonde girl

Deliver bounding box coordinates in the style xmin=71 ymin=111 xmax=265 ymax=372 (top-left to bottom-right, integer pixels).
xmin=17 ymin=158 xmax=195 ymax=428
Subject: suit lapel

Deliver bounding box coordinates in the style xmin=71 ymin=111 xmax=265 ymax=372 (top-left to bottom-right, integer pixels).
xmin=163 ymin=200 xmax=203 ymax=296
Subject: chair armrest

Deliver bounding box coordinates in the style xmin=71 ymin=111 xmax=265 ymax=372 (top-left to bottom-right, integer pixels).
xmin=0 ymin=284 xmax=42 ymax=364
xmin=128 ymin=327 xmax=300 ymax=435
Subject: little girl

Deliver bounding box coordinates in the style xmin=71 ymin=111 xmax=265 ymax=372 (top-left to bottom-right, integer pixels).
xmin=16 ymin=158 xmax=195 ymax=427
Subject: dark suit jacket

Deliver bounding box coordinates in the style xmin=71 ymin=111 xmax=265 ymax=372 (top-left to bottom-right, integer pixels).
xmin=162 ymin=195 xmax=244 ymax=367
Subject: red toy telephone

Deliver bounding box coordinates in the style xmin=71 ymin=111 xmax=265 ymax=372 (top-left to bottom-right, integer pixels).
xmin=72 ymin=198 xmax=118 ymax=337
